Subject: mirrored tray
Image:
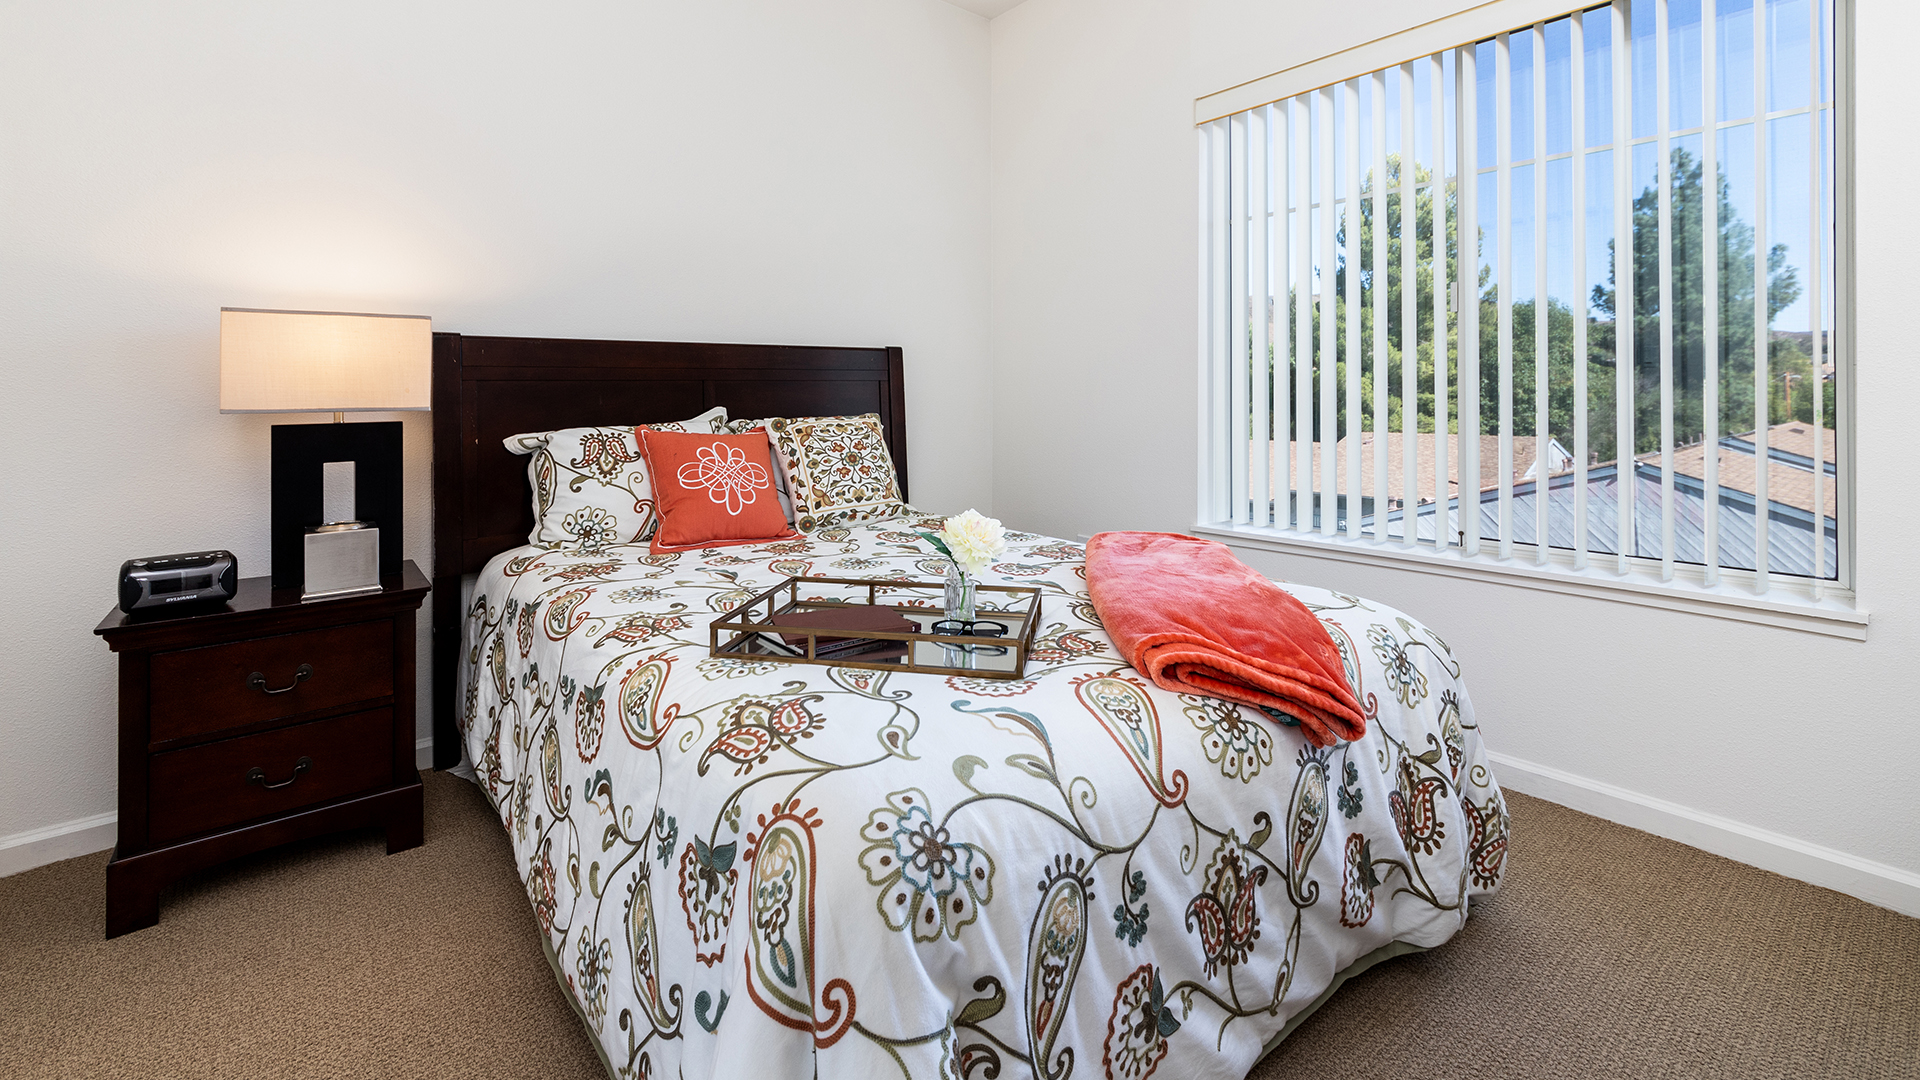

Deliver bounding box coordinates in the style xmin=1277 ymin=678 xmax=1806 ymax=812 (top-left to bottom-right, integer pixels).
xmin=708 ymin=575 xmax=1042 ymax=679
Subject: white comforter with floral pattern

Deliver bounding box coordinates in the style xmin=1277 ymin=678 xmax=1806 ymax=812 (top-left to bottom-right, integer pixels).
xmin=458 ymin=518 xmax=1507 ymax=1080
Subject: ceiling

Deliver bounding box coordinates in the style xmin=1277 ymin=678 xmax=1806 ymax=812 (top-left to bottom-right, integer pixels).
xmin=939 ymin=0 xmax=1028 ymax=18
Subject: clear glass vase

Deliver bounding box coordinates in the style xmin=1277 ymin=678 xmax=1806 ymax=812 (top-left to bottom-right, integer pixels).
xmin=942 ymin=563 xmax=976 ymax=670
xmin=944 ymin=562 xmax=976 ymax=622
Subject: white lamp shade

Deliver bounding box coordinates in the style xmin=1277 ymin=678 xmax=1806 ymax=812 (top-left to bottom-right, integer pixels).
xmin=219 ymin=308 xmax=431 ymax=413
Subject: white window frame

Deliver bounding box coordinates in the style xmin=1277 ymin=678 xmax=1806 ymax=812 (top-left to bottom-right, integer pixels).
xmin=1194 ymin=0 xmax=1862 ymax=640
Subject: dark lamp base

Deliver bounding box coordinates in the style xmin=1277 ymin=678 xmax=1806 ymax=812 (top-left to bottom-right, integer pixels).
xmin=270 ymin=422 xmax=403 ymax=590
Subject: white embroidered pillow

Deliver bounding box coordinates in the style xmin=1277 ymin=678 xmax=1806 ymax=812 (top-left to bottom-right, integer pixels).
xmin=759 ymin=413 xmax=909 ymax=532
xmin=503 ymin=406 xmax=729 ymax=549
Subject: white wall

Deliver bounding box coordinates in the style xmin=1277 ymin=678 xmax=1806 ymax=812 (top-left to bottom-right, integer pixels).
xmin=990 ymin=0 xmax=1920 ymax=907
xmin=0 ymin=0 xmax=990 ymax=863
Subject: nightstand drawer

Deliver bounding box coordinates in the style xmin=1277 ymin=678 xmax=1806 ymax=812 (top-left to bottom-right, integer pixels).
xmin=147 ymin=708 xmax=394 ymax=845
xmin=149 ymin=621 xmax=393 ymax=744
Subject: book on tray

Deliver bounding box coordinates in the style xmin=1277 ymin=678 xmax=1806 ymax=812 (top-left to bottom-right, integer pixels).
xmin=757 ymin=606 xmax=917 ymax=661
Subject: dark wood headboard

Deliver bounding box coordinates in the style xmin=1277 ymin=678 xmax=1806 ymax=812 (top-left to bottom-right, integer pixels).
xmin=428 ymin=332 xmax=907 ymax=767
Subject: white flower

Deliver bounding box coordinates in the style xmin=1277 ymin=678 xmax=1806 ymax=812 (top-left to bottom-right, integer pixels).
xmin=939 ymin=509 xmax=1007 ymax=576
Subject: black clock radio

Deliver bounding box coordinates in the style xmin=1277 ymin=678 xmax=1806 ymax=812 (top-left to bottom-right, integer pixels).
xmin=118 ymin=550 xmax=239 ymax=614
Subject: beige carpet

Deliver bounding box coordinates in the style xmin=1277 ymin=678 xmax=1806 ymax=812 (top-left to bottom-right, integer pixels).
xmin=3 ymin=773 xmax=1914 ymax=1079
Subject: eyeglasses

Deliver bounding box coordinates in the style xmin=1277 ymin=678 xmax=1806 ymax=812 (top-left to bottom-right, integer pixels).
xmin=930 ymin=618 xmax=1010 ymax=656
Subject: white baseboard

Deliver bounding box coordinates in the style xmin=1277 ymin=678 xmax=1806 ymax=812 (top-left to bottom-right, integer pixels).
xmin=1489 ymin=750 xmax=1920 ymax=919
xmin=0 ymin=738 xmax=443 ymax=879
xmin=0 ymin=811 xmax=117 ymax=879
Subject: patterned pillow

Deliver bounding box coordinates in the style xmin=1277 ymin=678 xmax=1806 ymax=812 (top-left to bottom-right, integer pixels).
xmin=724 ymin=419 xmax=797 ymax=523
xmin=757 ymin=413 xmax=909 ymax=532
xmin=504 ymin=406 xmax=729 ymax=549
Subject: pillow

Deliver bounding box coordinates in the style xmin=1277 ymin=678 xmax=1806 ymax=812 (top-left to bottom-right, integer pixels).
xmin=760 ymin=413 xmax=909 ymax=532
xmin=640 ymin=429 xmax=800 ymax=553
xmin=724 ymin=419 xmax=797 ymax=524
xmin=503 ymin=406 xmax=729 ymax=549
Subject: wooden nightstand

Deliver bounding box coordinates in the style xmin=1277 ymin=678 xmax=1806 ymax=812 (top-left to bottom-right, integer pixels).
xmin=94 ymin=560 xmax=430 ymax=938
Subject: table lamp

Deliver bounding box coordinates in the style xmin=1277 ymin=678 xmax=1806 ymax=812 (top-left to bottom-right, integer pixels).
xmin=219 ymin=307 xmax=430 ymax=598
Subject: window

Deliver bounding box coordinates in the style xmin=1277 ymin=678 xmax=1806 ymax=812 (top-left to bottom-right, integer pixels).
xmin=1198 ymin=0 xmax=1846 ymax=605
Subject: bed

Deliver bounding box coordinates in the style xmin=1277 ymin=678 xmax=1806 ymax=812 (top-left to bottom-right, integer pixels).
xmin=430 ymin=333 xmax=1509 ymax=1080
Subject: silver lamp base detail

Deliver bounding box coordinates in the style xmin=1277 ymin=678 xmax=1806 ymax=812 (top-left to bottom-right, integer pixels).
xmin=303 ymin=522 xmax=382 ymax=602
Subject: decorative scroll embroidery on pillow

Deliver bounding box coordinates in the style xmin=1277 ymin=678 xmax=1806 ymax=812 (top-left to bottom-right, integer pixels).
xmin=761 ymin=413 xmax=909 ymax=532
xmin=503 ymin=406 xmax=729 ymax=549
xmin=678 ymin=441 xmax=769 ymax=514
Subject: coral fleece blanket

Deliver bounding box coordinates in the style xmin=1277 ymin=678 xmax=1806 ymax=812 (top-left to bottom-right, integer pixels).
xmin=1085 ymin=531 xmax=1367 ymax=746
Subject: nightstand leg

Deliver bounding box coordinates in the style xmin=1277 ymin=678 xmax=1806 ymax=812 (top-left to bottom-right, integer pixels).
xmin=384 ymin=778 xmax=424 ymax=854
xmin=105 ymin=854 xmax=162 ymax=939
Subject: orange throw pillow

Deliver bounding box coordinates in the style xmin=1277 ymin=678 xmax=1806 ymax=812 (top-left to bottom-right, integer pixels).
xmin=640 ymin=429 xmax=799 ymax=553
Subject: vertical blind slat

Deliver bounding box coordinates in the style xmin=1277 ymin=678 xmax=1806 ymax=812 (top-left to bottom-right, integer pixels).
xmin=1496 ymin=33 xmax=1515 ymax=560
xmin=1296 ymin=96 xmax=1315 ymax=530
xmin=1199 ymin=126 xmax=1215 ymax=523
xmin=1250 ymin=108 xmax=1272 ymax=529
xmin=1808 ymin=0 xmax=1825 ymax=590
xmin=1371 ymin=70 xmax=1390 ymax=539
xmin=1431 ymin=51 xmax=1451 ymax=550
xmin=1459 ymin=43 xmax=1482 ymax=557
xmin=1281 ymin=101 xmax=1294 ymax=526
xmin=1752 ymin=0 xmax=1770 ymax=591
xmin=1657 ymin=0 xmax=1676 ymax=580
xmin=1572 ymin=11 xmax=1591 ymax=568
xmin=1209 ymin=120 xmax=1232 ymax=522
xmin=1319 ymin=87 xmax=1339 ymax=536
xmin=1344 ymin=79 xmax=1364 ymax=537
xmin=1229 ymin=112 xmax=1251 ymax=525
xmin=1701 ymin=0 xmax=1721 ymax=585
xmin=1832 ymin=0 xmax=1849 ymax=589
xmin=1533 ymin=21 xmax=1551 ymax=564
xmin=1400 ymin=63 xmax=1419 ymax=546
xmin=1613 ymin=1 xmax=1635 ymax=572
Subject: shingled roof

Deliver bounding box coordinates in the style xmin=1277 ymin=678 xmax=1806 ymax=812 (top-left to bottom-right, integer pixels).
xmin=1265 ymin=433 xmax=1571 ymax=505
xmin=1649 ymin=423 xmax=1836 ymax=521
xmin=1258 ymin=422 xmax=1838 ymax=579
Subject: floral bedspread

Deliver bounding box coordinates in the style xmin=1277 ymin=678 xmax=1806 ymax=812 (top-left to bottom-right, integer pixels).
xmin=458 ymin=518 xmax=1508 ymax=1080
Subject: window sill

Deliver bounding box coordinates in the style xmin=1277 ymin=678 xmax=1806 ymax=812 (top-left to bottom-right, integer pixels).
xmin=1192 ymin=522 xmax=1869 ymax=641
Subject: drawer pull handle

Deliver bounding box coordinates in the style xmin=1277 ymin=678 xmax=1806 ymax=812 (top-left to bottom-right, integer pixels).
xmin=247 ymin=664 xmax=313 ymax=695
xmin=246 ymin=756 xmax=313 ymax=790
